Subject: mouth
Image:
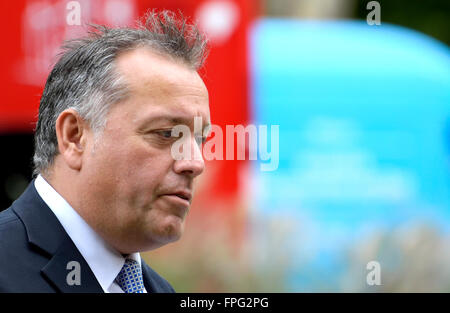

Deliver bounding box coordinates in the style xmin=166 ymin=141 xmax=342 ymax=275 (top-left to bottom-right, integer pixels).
xmin=159 ymin=190 xmax=192 ymax=211
xmin=172 ymin=191 xmax=191 ymax=202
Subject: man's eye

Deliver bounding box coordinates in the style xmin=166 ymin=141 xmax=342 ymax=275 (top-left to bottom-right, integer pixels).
xmin=155 ymin=130 xmax=174 ymax=139
xmin=195 ymin=135 xmax=207 ymax=145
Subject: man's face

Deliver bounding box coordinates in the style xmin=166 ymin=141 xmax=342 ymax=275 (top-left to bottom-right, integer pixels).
xmin=80 ymin=48 xmax=210 ymax=254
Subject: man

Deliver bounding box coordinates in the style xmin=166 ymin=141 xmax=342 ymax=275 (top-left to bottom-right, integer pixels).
xmin=0 ymin=10 xmax=211 ymax=293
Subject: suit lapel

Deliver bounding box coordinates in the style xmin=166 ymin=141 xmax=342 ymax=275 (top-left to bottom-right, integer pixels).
xmin=141 ymin=261 xmax=156 ymax=292
xmin=12 ymin=181 xmax=103 ymax=293
xmin=140 ymin=260 xmax=175 ymax=293
xmin=41 ymin=236 xmax=103 ymax=293
xmin=141 ymin=260 xmax=158 ymax=293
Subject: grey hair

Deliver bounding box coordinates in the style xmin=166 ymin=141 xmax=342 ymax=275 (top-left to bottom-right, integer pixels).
xmin=33 ymin=10 xmax=209 ymax=177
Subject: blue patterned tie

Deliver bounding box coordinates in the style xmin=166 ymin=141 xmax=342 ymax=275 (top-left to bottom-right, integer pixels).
xmin=115 ymin=259 xmax=145 ymax=293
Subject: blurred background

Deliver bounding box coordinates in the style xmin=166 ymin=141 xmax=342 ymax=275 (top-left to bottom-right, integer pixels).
xmin=0 ymin=0 xmax=449 ymax=292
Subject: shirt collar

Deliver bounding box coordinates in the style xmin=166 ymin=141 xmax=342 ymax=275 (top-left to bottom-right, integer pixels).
xmin=34 ymin=174 xmax=142 ymax=292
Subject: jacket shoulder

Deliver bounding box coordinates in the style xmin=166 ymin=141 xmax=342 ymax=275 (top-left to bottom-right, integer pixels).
xmin=0 ymin=206 xmax=55 ymax=292
xmin=0 ymin=207 xmax=20 ymax=228
xmin=0 ymin=207 xmax=25 ymax=242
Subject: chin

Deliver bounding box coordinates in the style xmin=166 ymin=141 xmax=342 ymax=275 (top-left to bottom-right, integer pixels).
xmin=135 ymin=231 xmax=182 ymax=253
xmin=155 ymin=218 xmax=185 ymax=244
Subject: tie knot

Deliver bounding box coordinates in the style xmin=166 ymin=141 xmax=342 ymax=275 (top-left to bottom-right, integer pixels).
xmin=115 ymin=258 xmax=145 ymax=293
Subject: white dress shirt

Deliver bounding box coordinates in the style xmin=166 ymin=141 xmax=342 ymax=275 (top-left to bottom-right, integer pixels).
xmin=34 ymin=174 xmax=147 ymax=293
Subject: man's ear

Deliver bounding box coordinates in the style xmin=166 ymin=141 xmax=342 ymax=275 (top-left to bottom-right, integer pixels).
xmin=55 ymin=109 xmax=90 ymax=171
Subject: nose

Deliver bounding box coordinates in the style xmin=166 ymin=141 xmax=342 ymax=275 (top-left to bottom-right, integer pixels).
xmin=173 ymin=136 xmax=205 ymax=178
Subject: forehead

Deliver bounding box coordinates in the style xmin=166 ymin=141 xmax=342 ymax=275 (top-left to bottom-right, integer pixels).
xmin=114 ymin=47 xmax=210 ymax=126
xmin=116 ymin=47 xmax=208 ymax=98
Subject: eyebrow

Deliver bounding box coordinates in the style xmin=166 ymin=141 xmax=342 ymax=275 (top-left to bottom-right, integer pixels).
xmin=140 ymin=115 xmax=211 ymax=130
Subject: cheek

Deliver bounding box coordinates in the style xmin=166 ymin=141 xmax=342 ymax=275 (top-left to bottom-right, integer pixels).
xmin=85 ymin=132 xmax=175 ymax=203
xmin=122 ymin=147 xmax=172 ymax=181
xmin=100 ymin=144 xmax=173 ymax=199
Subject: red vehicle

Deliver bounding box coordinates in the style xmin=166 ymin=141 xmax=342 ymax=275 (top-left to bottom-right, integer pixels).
xmin=0 ymin=0 xmax=260 ymax=226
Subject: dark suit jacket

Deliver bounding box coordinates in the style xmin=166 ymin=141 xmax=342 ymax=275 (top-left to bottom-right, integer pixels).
xmin=0 ymin=181 xmax=175 ymax=293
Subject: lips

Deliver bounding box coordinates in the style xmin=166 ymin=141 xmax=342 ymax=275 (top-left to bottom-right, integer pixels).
xmin=171 ymin=191 xmax=192 ymax=202
xmin=160 ymin=190 xmax=192 ymax=206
